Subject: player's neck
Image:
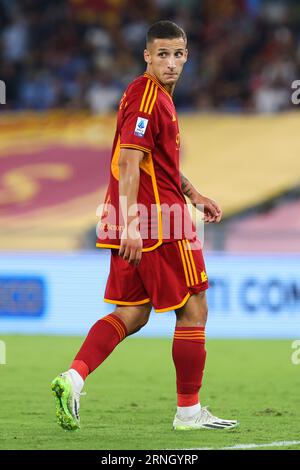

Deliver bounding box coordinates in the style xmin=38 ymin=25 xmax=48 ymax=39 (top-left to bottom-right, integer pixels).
xmin=145 ymin=69 xmax=175 ymax=96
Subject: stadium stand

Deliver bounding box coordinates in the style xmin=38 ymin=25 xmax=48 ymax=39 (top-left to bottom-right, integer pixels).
xmin=0 ymin=0 xmax=299 ymax=113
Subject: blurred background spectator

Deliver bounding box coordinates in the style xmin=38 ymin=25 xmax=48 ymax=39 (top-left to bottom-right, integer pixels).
xmin=0 ymin=0 xmax=299 ymax=113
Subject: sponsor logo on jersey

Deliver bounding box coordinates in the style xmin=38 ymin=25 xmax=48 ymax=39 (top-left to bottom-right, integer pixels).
xmin=134 ymin=117 xmax=148 ymax=137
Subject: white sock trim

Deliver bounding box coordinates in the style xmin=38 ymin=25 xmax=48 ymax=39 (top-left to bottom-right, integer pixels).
xmin=68 ymin=368 xmax=84 ymax=393
xmin=177 ymin=403 xmax=201 ymax=419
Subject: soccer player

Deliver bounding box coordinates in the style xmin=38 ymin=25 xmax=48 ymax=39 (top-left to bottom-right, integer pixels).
xmin=51 ymin=20 xmax=238 ymax=431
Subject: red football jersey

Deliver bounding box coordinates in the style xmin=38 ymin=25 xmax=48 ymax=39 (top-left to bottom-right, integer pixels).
xmin=96 ymin=72 xmax=195 ymax=251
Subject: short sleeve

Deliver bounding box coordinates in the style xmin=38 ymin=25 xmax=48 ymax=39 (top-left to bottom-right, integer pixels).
xmin=119 ymin=86 xmax=159 ymax=153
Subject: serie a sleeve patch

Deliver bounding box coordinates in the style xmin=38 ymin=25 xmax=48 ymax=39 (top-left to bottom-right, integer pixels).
xmin=134 ymin=117 xmax=149 ymax=137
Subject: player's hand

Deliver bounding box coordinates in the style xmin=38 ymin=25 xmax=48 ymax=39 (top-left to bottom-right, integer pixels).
xmin=119 ymin=228 xmax=143 ymax=265
xmin=191 ymin=194 xmax=222 ymax=223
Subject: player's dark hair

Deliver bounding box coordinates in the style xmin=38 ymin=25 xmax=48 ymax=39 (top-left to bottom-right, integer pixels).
xmin=146 ymin=20 xmax=187 ymax=45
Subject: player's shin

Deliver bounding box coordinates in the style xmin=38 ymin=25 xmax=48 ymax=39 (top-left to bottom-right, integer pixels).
xmin=69 ymin=313 xmax=128 ymax=383
xmin=172 ymin=326 xmax=206 ymax=419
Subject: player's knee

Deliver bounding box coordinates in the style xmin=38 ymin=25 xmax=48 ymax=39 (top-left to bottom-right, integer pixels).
xmin=127 ymin=313 xmax=150 ymax=335
xmin=199 ymin=303 xmax=208 ymax=324
xmin=133 ymin=307 xmax=151 ymax=331
xmin=114 ymin=304 xmax=151 ymax=334
xmin=194 ymin=293 xmax=208 ymax=324
xmin=176 ymin=293 xmax=208 ymax=326
xmin=185 ymin=307 xmax=208 ymax=326
xmin=132 ymin=320 xmax=148 ymax=333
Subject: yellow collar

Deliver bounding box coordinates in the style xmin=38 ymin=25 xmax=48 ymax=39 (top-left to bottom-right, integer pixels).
xmin=143 ymin=72 xmax=173 ymax=102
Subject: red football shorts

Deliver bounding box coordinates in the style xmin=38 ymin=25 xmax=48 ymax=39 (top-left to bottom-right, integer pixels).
xmin=104 ymin=238 xmax=209 ymax=312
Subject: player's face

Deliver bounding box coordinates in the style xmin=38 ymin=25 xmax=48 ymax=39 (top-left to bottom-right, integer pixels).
xmin=144 ymin=37 xmax=188 ymax=87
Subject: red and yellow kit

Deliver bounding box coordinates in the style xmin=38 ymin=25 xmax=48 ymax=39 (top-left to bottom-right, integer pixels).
xmin=97 ymin=72 xmax=208 ymax=311
xmin=104 ymin=238 xmax=208 ymax=312
xmin=96 ymin=72 xmax=195 ymax=249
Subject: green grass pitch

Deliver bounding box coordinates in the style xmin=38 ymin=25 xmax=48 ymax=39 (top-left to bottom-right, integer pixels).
xmin=0 ymin=335 xmax=299 ymax=450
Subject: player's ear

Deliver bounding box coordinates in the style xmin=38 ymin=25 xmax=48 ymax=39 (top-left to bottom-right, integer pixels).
xmin=184 ymin=48 xmax=188 ymax=63
xmin=144 ymin=49 xmax=151 ymax=64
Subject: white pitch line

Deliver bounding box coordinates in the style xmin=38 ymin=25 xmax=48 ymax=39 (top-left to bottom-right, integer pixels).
xmin=222 ymin=440 xmax=300 ymax=450
xmin=178 ymin=440 xmax=300 ymax=450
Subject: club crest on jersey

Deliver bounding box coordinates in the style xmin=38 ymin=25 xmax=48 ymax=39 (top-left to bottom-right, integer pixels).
xmin=134 ymin=117 xmax=148 ymax=137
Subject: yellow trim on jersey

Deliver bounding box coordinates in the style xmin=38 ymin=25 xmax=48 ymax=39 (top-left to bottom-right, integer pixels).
xmin=155 ymin=292 xmax=191 ymax=313
xmin=111 ymin=142 xmax=151 ymax=182
xmin=143 ymin=240 xmax=163 ymax=251
xmin=139 ymin=80 xmax=158 ymax=115
xmin=111 ymin=135 xmax=121 ymax=180
xmin=182 ymin=240 xmax=195 ymax=286
xmin=148 ymin=85 xmax=158 ymax=114
xmin=96 ymin=239 xmax=162 ymax=252
xmin=104 ymin=298 xmax=151 ymax=306
xmin=185 ymin=239 xmax=199 ymax=284
xmin=96 ymin=243 xmax=121 ymax=249
xmin=143 ymin=81 xmax=155 ymax=114
xmin=178 ymin=240 xmax=190 ymax=287
xmin=143 ymin=72 xmax=173 ymax=102
xmin=139 ymin=79 xmax=151 ymax=112
xmin=120 ymin=144 xmax=151 ymax=153
xmin=143 ymin=152 xmax=163 ymax=244
xmin=98 ymin=144 xmax=163 ymax=251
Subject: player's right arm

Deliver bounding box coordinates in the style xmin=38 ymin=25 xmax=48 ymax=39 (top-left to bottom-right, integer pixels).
xmin=118 ymin=148 xmax=144 ymax=265
xmin=118 ymin=79 xmax=158 ymax=263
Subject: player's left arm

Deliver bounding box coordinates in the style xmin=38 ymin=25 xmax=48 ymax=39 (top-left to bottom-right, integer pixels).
xmin=180 ymin=172 xmax=222 ymax=223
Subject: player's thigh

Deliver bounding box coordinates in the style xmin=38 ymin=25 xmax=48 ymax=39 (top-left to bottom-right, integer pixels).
xmin=114 ymin=303 xmax=152 ymax=333
xmin=175 ymin=291 xmax=208 ymax=327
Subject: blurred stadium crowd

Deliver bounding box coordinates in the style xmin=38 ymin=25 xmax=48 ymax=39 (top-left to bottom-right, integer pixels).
xmin=0 ymin=0 xmax=299 ymax=113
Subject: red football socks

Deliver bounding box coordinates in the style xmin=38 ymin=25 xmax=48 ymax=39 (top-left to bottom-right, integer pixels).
xmin=70 ymin=314 xmax=127 ymax=380
xmin=172 ymin=326 xmax=206 ymax=406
